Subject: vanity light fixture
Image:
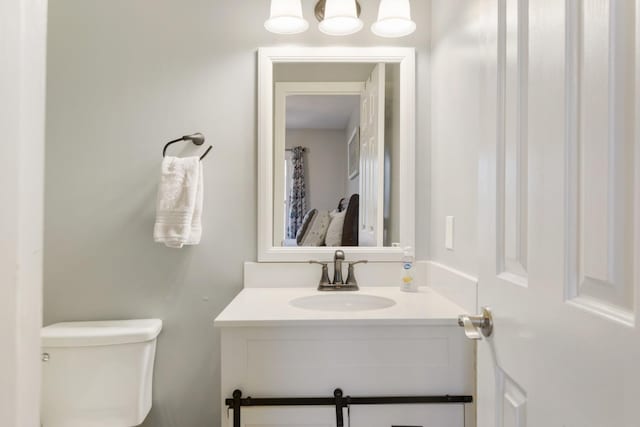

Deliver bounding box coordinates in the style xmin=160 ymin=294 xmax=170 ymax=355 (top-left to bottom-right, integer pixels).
xmin=264 ymin=0 xmax=309 ymax=35
xmin=371 ymin=0 xmax=416 ymax=38
xmin=318 ymin=0 xmax=363 ymax=36
xmin=265 ymin=0 xmax=415 ymax=38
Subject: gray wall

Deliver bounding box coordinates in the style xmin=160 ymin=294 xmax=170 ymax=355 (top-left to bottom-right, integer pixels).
xmin=286 ymin=129 xmax=348 ymax=212
xmin=274 ymin=62 xmax=376 ymax=82
xmin=44 ymin=1 xmax=430 ymax=426
xmin=384 ymin=62 xmax=401 ymax=246
xmin=429 ymin=0 xmax=481 ymax=276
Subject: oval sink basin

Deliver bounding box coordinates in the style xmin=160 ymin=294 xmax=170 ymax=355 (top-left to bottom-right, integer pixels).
xmin=290 ymin=294 xmax=396 ymax=312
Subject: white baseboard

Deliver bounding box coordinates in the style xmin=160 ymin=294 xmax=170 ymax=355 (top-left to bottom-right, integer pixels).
xmin=425 ymin=261 xmax=478 ymax=313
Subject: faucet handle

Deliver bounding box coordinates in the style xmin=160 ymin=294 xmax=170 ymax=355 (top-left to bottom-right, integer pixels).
xmin=309 ymin=261 xmax=331 ymax=286
xmin=345 ymin=260 xmax=368 ymax=288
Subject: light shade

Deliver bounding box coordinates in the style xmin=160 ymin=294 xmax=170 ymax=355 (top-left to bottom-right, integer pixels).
xmin=265 ymin=0 xmax=309 ymax=35
xmin=371 ymin=0 xmax=416 ymax=38
xmin=319 ymin=0 xmax=363 ymax=36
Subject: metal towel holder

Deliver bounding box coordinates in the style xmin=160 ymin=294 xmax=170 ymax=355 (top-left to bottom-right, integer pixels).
xmin=162 ymin=133 xmax=212 ymax=160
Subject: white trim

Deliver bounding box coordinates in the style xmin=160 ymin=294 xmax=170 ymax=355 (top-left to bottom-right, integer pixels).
xmin=496 ymin=0 xmax=507 ymax=278
xmin=635 ymin=0 xmax=640 ymax=327
xmin=564 ymin=0 xmax=580 ymax=302
xmin=274 ymin=81 xmax=364 ymax=245
xmin=0 ymin=0 xmax=47 ymax=424
xmin=566 ymin=296 xmax=634 ymax=328
xmin=425 ymin=261 xmax=478 ymax=314
xmin=347 ymin=125 xmax=360 ymax=180
xmin=258 ymin=47 xmax=416 ymax=262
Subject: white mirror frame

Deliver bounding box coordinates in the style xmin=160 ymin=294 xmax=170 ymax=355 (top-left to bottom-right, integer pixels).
xmin=258 ymin=47 xmax=415 ymax=262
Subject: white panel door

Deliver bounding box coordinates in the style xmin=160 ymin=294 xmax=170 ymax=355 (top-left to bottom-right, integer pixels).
xmin=359 ymin=63 xmax=385 ymax=246
xmin=476 ymin=1 xmax=640 ymax=426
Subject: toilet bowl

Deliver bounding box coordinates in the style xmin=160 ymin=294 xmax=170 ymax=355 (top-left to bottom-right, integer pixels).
xmin=41 ymin=319 xmax=162 ymax=427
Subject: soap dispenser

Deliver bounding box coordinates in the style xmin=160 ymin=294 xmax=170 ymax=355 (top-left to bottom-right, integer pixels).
xmin=400 ymin=246 xmax=417 ymax=292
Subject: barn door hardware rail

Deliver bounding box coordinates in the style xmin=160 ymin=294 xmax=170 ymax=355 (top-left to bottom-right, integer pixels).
xmin=225 ymin=388 xmax=473 ymax=427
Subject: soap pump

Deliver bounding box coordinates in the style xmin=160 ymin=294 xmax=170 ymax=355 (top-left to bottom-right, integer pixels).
xmin=400 ymin=246 xmax=418 ymax=292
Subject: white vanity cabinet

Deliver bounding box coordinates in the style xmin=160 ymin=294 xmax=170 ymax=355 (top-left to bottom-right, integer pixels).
xmin=215 ymin=288 xmax=475 ymax=427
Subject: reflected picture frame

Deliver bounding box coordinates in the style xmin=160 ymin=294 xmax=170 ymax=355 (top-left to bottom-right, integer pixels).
xmin=348 ymin=127 xmax=360 ymax=180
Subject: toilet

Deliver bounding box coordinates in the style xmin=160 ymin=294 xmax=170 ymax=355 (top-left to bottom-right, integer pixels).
xmin=41 ymin=319 xmax=162 ymax=427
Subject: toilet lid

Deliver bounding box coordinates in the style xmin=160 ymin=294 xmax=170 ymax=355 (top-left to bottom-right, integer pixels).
xmin=41 ymin=319 xmax=162 ymax=347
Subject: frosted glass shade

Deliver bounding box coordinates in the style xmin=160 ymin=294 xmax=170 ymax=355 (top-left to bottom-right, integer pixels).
xmin=319 ymin=0 xmax=363 ymax=36
xmin=371 ymin=0 xmax=416 ymax=38
xmin=265 ymin=0 xmax=309 ymax=34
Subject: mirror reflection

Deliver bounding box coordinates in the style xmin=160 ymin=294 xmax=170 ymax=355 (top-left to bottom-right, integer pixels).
xmin=273 ymin=62 xmax=401 ymax=248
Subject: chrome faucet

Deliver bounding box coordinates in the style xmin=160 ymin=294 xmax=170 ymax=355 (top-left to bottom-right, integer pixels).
xmin=333 ymin=250 xmax=345 ymax=285
xmin=310 ymin=250 xmax=368 ymax=291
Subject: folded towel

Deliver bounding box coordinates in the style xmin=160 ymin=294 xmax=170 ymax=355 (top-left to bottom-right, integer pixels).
xmin=154 ymin=156 xmax=203 ymax=248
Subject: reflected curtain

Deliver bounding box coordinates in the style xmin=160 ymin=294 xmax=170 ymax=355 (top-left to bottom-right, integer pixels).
xmin=287 ymin=146 xmax=306 ymax=238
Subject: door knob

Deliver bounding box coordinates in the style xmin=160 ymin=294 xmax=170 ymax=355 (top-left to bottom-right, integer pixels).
xmin=457 ymin=307 xmax=493 ymax=339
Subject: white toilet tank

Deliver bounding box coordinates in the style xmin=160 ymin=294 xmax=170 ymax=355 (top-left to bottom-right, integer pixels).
xmin=41 ymin=319 xmax=162 ymax=427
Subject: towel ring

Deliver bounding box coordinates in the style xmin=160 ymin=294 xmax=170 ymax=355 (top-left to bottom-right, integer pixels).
xmin=162 ymin=133 xmax=212 ymax=160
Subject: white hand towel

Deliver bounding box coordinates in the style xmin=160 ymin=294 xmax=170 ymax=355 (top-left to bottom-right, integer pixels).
xmin=154 ymin=156 xmax=203 ymax=248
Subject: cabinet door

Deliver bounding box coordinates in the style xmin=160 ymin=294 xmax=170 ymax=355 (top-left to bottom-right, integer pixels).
xmin=226 ymin=406 xmax=334 ymax=427
xmin=349 ymin=405 xmax=464 ymax=427
xmin=225 ymin=405 xmax=465 ymax=427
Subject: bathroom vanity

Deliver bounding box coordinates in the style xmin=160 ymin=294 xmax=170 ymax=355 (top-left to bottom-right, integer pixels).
xmin=218 ymin=46 xmax=474 ymax=427
xmin=215 ymin=286 xmax=474 ymax=427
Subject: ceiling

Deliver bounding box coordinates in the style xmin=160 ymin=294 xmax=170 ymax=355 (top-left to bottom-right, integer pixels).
xmin=286 ymin=95 xmax=360 ymax=130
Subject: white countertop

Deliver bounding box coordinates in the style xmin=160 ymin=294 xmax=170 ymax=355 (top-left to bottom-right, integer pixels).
xmin=214 ymin=287 xmax=466 ymax=327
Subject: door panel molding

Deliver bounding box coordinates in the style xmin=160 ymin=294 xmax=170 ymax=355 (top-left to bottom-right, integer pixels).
xmin=565 ymin=0 xmax=637 ymax=326
xmin=496 ymin=368 xmax=527 ymax=427
xmin=496 ymin=0 xmax=529 ymax=286
xmin=359 ymin=64 xmax=386 ymax=247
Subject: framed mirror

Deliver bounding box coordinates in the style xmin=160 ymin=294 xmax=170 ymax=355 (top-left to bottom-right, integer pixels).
xmin=258 ymin=47 xmax=415 ymax=262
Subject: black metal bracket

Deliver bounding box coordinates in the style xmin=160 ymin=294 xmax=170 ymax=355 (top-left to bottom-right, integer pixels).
xmin=232 ymin=389 xmax=241 ymax=427
xmin=334 ymin=388 xmax=345 ymax=427
xmin=225 ymin=388 xmax=472 ymax=427
xmin=162 ymin=132 xmax=212 ymax=161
